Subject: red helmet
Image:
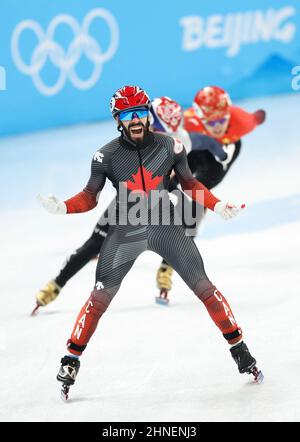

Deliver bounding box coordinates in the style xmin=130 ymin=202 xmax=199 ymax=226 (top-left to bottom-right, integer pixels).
xmin=110 ymin=85 xmax=151 ymax=117
xmin=150 ymin=96 xmax=183 ymax=133
xmin=193 ymin=86 xmax=231 ymax=121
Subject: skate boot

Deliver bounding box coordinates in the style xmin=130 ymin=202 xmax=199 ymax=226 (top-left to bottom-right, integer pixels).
xmin=57 ymin=355 xmax=80 ymax=401
xmin=155 ymin=263 xmax=173 ymax=305
xmin=230 ymin=341 xmax=264 ymax=383
xmin=31 ymin=280 xmax=61 ymax=315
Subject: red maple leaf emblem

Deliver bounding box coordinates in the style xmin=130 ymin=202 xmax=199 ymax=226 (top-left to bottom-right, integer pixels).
xmin=124 ymin=166 xmax=163 ymax=196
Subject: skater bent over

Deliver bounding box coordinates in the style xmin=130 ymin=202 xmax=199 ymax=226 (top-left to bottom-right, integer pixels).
xmin=156 ymin=87 xmax=266 ymax=300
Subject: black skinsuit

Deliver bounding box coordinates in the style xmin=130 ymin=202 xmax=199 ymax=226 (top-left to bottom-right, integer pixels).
xmin=65 ymin=131 xmax=241 ymax=354
xmin=55 ymin=135 xmax=240 ymax=288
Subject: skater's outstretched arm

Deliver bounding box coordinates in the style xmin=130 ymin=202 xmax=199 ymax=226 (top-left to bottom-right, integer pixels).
xmin=38 ymin=149 xmax=107 ymax=214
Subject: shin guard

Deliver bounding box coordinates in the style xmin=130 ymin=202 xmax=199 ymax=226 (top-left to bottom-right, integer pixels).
xmin=202 ymin=289 xmax=242 ymax=344
xmin=67 ymin=293 xmax=111 ymax=356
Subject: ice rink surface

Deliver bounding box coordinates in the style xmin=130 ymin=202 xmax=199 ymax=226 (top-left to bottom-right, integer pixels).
xmin=0 ymin=93 xmax=299 ymax=422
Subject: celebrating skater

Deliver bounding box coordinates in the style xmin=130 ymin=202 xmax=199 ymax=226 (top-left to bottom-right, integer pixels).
xmin=33 ymin=96 xmax=228 ymax=309
xmin=38 ymin=85 xmax=263 ymax=399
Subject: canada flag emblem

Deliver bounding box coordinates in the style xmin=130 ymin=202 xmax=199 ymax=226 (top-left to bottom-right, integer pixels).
xmin=123 ymin=166 xmax=163 ymax=196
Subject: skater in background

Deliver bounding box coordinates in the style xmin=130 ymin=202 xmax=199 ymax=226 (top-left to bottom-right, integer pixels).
xmin=156 ymin=86 xmax=266 ymax=302
xmin=38 ymin=85 xmax=262 ymax=399
xmin=34 ymin=89 xmax=265 ymax=310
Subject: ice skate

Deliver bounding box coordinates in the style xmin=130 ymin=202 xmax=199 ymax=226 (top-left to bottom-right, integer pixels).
xmin=56 ymin=355 xmax=80 ymax=401
xmin=230 ymin=341 xmax=264 ymax=383
xmin=155 ymin=263 xmax=173 ymax=305
xmin=31 ymin=280 xmax=61 ymax=315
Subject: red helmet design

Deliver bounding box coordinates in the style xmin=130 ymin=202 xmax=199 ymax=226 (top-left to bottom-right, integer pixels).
xmin=151 ymin=96 xmax=183 ymax=133
xmin=110 ymin=85 xmax=151 ymax=117
xmin=193 ymin=86 xmax=231 ymax=121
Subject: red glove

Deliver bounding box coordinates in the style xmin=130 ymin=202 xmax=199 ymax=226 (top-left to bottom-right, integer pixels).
xmin=253 ymin=109 xmax=266 ymax=125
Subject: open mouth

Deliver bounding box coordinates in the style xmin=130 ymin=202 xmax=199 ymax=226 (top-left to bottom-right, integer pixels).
xmin=130 ymin=125 xmax=144 ymax=136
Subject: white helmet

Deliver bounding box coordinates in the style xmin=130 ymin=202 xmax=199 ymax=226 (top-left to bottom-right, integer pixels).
xmin=150 ymin=96 xmax=183 ymax=133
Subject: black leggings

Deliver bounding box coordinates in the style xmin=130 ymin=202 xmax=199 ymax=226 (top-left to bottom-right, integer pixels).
xmin=55 ymin=211 xmax=110 ymax=287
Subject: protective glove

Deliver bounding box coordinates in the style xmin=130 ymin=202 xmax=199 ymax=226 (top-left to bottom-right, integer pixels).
xmin=214 ymin=143 xmax=236 ymax=171
xmin=214 ymin=201 xmax=245 ymax=220
xmin=253 ymin=109 xmax=266 ymax=125
xmin=37 ymin=194 xmax=67 ymax=214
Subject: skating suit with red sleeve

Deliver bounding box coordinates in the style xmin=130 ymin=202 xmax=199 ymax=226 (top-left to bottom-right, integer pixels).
xmin=64 ymin=132 xmax=242 ymax=355
xmin=64 ymin=132 xmax=219 ymax=215
xmin=184 ymin=105 xmax=260 ymax=144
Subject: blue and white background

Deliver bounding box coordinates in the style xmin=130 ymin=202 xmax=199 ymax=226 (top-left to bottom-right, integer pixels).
xmin=1 ymin=1 xmax=300 ymax=422
xmin=1 ymin=0 xmax=300 ymax=135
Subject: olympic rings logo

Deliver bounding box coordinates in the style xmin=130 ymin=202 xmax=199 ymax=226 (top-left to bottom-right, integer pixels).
xmin=11 ymin=9 xmax=119 ymax=96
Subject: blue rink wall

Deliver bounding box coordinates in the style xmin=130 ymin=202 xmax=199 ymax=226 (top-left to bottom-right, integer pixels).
xmin=1 ymin=0 xmax=300 ymax=136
